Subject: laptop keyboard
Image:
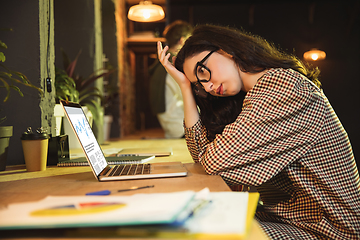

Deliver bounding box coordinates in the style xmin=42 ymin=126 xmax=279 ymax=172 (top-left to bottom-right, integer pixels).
xmin=108 ymin=164 xmax=151 ymax=176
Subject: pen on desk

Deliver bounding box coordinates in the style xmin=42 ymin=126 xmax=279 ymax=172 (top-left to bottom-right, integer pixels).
xmin=85 ymin=185 xmax=154 ymax=196
xmin=117 ymin=185 xmax=154 ymax=192
xmin=189 ymin=199 xmax=212 ymax=217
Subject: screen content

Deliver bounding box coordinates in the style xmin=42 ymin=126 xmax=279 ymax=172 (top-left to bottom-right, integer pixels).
xmin=64 ymin=106 xmax=107 ymax=175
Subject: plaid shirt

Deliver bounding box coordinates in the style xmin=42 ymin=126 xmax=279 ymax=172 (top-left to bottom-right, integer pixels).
xmin=185 ymin=68 xmax=360 ymax=239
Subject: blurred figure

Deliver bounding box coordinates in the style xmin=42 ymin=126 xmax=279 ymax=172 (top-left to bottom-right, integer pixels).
xmin=149 ymin=20 xmax=193 ymax=138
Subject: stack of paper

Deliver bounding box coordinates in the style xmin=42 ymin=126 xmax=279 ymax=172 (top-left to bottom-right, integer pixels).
xmin=0 ymin=191 xmax=195 ymax=229
xmin=125 ymin=189 xmax=255 ymax=239
xmin=0 ymin=189 xmax=258 ymax=238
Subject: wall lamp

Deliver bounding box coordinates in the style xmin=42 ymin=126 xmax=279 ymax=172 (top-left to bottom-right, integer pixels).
xmin=128 ymin=1 xmax=165 ymax=22
xmin=303 ymin=49 xmax=326 ymax=61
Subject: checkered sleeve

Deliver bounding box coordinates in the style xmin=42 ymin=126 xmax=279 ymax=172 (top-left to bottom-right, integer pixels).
xmin=184 ymin=119 xmax=210 ymax=163
xmin=185 ymin=68 xmax=325 ymax=186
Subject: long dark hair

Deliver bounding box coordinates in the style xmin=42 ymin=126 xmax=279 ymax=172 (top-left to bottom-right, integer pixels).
xmin=175 ymin=24 xmax=321 ymax=141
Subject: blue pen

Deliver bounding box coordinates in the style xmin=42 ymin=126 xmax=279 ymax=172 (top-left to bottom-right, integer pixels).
xmin=86 ymin=190 xmax=112 ymax=196
xmin=85 ymin=185 xmax=154 ymax=196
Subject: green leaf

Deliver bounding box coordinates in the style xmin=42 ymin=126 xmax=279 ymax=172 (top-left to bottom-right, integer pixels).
xmin=0 ymin=52 xmax=5 ymax=62
xmin=11 ymin=70 xmax=30 ymax=84
xmin=10 ymin=85 xmax=24 ymax=97
xmin=0 ymin=40 xmax=7 ymax=50
xmin=0 ymin=116 xmax=6 ymax=125
xmin=0 ymin=76 xmax=10 ymax=102
xmin=0 ymin=71 xmax=12 ymax=79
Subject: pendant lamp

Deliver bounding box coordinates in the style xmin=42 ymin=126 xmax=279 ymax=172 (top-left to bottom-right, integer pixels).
xmin=303 ymin=49 xmax=326 ymax=61
xmin=128 ymin=1 xmax=165 ymax=22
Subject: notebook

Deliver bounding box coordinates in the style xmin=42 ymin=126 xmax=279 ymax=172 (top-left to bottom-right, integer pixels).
xmin=60 ymin=100 xmax=188 ymax=181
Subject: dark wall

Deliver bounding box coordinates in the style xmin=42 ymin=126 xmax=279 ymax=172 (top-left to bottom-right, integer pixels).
xmin=0 ymin=1 xmax=43 ymax=165
xmin=54 ymin=0 xmax=95 ymax=77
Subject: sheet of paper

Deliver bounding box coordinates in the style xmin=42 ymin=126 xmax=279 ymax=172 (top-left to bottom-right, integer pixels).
xmin=112 ymin=190 xmax=251 ymax=237
xmin=184 ymin=191 xmax=249 ymax=234
xmin=0 ymin=191 xmax=195 ymax=230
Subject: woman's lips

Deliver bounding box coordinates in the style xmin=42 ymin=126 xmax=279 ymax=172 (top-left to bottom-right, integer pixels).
xmin=216 ymin=84 xmax=223 ymax=95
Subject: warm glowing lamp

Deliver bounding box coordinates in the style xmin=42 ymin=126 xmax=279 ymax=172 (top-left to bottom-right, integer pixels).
xmin=303 ymin=49 xmax=326 ymax=61
xmin=128 ymin=1 xmax=165 ymax=22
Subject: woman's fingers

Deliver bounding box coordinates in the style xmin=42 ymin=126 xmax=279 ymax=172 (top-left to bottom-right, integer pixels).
xmin=156 ymin=41 xmax=191 ymax=89
xmin=157 ymin=41 xmax=163 ymax=56
xmin=157 ymin=42 xmax=171 ymax=67
xmin=157 ymin=41 xmax=174 ymax=70
xmin=157 ymin=41 xmax=167 ymax=62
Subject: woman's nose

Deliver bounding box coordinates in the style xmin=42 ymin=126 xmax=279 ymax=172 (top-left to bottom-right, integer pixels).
xmin=202 ymin=81 xmax=213 ymax=92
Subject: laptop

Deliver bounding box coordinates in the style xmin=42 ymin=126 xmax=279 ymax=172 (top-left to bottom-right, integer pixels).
xmin=60 ymin=100 xmax=188 ymax=181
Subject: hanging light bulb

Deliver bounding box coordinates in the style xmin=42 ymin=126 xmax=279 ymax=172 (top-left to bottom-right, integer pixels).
xmin=128 ymin=1 xmax=165 ymax=22
xmin=303 ymin=49 xmax=326 ymax=61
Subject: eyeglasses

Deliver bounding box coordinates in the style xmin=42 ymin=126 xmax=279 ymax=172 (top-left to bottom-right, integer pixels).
xmin=192 ymin=50 xmax=216 ymax=97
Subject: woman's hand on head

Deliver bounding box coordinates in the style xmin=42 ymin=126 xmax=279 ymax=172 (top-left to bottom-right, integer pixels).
xmin=157 ymin=42 xmax=200 ymax=127
xmin=157 ymin=41 xmax=191 ymax=89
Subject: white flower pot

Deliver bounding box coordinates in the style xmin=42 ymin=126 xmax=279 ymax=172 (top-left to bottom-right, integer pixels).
xmin=103 ymin=115 xmax=113 ymax=141
xmin=54 ymin=104 xmax=65 ymax=136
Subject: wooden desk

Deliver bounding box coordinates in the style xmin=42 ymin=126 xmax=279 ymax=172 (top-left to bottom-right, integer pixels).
xmin=0 ymin=138 xmax=268 ymax=239
xmin=0 ymin=139 xmax=191 ymax=183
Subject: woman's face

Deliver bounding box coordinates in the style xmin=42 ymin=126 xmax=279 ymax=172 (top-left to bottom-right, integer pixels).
xmin=183 ymin=50 xmax=243 ymax=97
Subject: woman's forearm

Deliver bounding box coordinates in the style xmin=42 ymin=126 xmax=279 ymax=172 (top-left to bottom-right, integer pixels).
xmin=181 ymin=85 xmax=200 ymax=128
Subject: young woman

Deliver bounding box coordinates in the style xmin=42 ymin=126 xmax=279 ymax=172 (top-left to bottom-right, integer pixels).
xmin=157 ymin=24 xmax=360 ymax=239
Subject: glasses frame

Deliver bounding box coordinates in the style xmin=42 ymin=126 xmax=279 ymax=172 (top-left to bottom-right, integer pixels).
xmin=191 ymin=50 xmax=217 ymax=98
xmin=194 ymin=50 xmax=216 ymax=84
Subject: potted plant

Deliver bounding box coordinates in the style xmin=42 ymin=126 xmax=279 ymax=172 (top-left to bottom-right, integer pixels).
xmin=55 ymin=49 xmax=116 ymax=146
xmin=0 ymin=29 xmax=43 ymax=170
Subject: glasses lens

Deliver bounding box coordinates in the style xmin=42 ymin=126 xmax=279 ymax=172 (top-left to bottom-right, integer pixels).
xmin=196 ymin=64 xmax=211 ymax=82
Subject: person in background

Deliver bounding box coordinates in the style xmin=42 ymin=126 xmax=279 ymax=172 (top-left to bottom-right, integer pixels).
xmin=157 ymin=24 xmax=360 ymax=239
xmin=149 ymin=20 xmax=193 ymax=138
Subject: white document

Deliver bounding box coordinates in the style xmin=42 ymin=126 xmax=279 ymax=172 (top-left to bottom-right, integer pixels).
xmin=169 ymin=189 xmax=249 ymax=235
xmin=0 ymin=189 xmax=251 ymax=237
xmin=184 ymin=191 xmax=249 ymax=234
xmin=0 ymin=191 xmax=195 ymax=230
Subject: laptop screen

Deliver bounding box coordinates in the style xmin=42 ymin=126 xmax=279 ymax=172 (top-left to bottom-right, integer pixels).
xmin=63 ymin=105 xmax=107 ymax=175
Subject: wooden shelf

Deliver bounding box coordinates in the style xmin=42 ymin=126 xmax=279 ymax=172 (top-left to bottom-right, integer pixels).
xmin=127 ymin=37 xmax=166 ymax=43
xmin=127 ymin=37 xmax=166 ymax=53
